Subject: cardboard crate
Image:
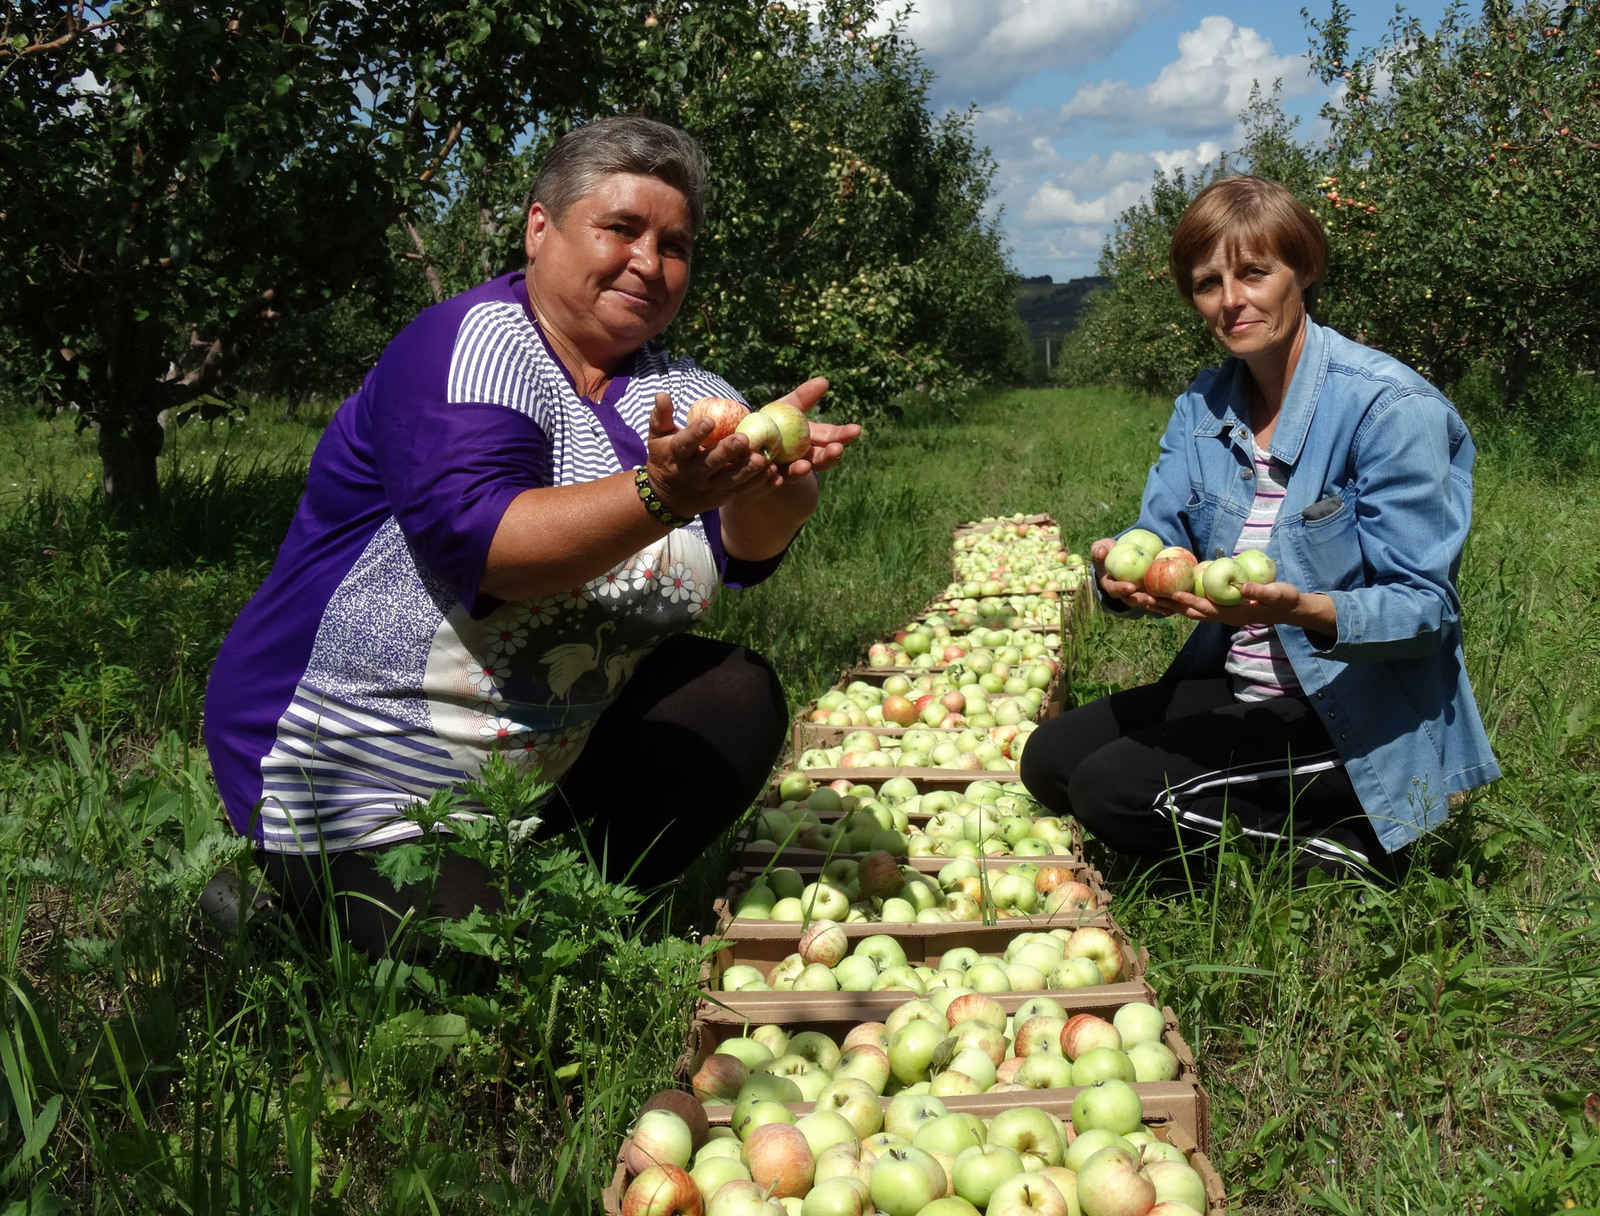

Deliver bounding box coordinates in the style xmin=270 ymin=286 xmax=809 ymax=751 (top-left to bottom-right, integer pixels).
xmin=762 ymin=771 xmax=1042 ymax=809
xmin=678 ymin=1003 xmax=1204 ymax=1144
xmin=733 ymin=810 xmax=1088 ymax=872
xmin=711 ymin=866 xmax=1115 ymax=939
xmin=701 ymin=903 xmax=1149 ymax=1016
xmin=951 ymin=512 xmax=1059 ymax=540
xmin=601 ymin=1088 xmax=1223 ymax=1216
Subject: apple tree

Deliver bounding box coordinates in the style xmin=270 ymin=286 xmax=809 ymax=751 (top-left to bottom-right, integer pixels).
xmin=0 ymin=0 xmax=620 ymax=514
xmin=1307 ymin=0 xmax=1598 ymax=404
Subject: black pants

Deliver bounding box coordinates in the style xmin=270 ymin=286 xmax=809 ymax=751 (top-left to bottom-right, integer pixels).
xmin=1020 ymin=677 xmax=1401 ymax=883
xmin=258 ymin=634 xmax=786 ymax=957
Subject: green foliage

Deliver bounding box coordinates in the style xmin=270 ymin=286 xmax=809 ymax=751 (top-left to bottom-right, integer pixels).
xmin=1308 ymin=0 xmax=1598 ymax=402
xmin=1059 ymin=1 xmax=1598 ymax=414
xmin=2 ymin=0 xmax=1025 ymax=512
xmin=5 ymin=387 xmax=1600 ymax=1210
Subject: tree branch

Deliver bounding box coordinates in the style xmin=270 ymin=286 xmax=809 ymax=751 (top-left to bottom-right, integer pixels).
xmin=406 ymin=219 xmax=444 ymax=304
xmin=419 ymin=121 xmax=465 ymax=184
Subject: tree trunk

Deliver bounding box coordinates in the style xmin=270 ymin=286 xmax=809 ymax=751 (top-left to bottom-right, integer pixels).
xmin=97 ymin=408 xmax=166 ymax=516
xmin=1502 ymin=324 xmax=1534 ymax=410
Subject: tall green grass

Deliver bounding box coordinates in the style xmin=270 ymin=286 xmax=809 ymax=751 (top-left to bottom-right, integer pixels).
xmin=2 ymin=385 xmax=1598 ymax=1212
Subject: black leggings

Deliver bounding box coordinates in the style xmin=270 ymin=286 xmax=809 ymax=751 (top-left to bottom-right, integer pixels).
xmin=1019 ymin=677 xmax=1401 ymax=882
xmin=258 ymin=634 xmax=786 ymax=957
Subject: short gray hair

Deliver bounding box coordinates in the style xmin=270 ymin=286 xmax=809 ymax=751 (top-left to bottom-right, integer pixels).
xmin=531 ymin=117 xmax=710 ymax=234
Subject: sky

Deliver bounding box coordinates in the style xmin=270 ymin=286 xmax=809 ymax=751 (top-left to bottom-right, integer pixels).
xmin=874 ymin=0 xmax=1456 ymax=281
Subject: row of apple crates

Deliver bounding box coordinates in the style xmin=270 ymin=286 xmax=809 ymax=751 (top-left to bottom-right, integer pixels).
xmin=606 ymin=517 xmax=1225 ymax=1216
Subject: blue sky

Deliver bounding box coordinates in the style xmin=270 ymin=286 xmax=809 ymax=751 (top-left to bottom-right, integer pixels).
xmin=873 ymin=0 xmax=1455 ymax=280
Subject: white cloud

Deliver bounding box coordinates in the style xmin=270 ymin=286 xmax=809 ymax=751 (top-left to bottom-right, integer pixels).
xmin=1060 ymin=16 xmax=1314 ymax=134
xmin=876 ymin=0 xmax=1149 ymax=104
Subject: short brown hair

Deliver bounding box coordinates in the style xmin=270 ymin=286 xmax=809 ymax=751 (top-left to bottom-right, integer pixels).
xmin=1169 ymin=176 xmax=1328 ymax=313
xmin=532 ymin=116 xmax=710 ymax=234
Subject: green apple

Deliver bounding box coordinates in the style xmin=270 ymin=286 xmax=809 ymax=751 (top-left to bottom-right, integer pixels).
xmin=1071 ymin=1078 xmax=1145 ymax=1136
xmin=950 ymin=1142 xmax=1025 ymax=1208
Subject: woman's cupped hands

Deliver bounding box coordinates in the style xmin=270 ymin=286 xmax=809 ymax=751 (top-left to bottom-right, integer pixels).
xmin=646 ymin=377 xmax=861 ymax=518
xmin=1089 ymin=536 xmax=1320 ymax=630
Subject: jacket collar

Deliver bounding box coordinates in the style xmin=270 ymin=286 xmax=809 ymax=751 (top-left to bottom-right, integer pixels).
xmin=1192 ymin=317 xmax=1330 ymax=466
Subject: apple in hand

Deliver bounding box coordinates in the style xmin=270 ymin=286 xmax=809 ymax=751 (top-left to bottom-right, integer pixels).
xmin=1233 ymin=547 xmax=1276 ymax=584
xmin=1103 ymin=541 xmax=1154 ymax=587
xmin=1143 ymin=552 xmax=1196 ymax=598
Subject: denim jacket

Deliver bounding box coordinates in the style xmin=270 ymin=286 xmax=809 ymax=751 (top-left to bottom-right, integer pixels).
xmin=1115 ymin=318 xmax=1499 ymax=851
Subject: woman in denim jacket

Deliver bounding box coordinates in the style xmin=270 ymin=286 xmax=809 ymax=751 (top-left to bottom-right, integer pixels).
xmin=1021 ymin=176 xmax=1499 ymax=882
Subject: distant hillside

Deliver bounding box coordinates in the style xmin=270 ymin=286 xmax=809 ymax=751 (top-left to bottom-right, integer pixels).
xmin=1015 ymin=275 xmax=1111 ymax=343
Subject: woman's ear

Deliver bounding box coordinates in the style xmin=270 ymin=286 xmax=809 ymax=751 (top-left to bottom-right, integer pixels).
xmin=525 ymin=202 xmax=551 ymax=261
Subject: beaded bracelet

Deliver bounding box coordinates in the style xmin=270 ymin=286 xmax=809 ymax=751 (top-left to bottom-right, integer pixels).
xmin=634 ymin=466 xmax=693 ymax=529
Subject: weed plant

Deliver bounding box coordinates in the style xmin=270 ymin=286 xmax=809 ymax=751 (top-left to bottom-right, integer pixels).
xmin=1 ymin=386 xmax=1598 ymax=1212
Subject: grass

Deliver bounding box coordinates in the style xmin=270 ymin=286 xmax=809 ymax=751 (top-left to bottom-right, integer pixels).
xmin=2 ymin=385 xmax=1598 ymax=1213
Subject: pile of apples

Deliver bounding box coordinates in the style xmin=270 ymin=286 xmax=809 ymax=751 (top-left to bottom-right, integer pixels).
xmin=867 ymin=623 xmax=1059 ymax=670
xmin=1103 ymin=530 xmax=1276 ymax=605
xmin=619 ymin=1086 xmax=1209 ymax=1216
xmin=945 ymin=519 xmax=1091 ymax=601
xmin=749 ymin=790 xmax=1077 ymax=866
xmin=803 ymin=675 xmax=1051 ymax=745
xmin=717 ymin=924 xmax=1123 ymax=995
xmin=928 ymin=596 xmax=1066 ymax=631
xmin=730 ymin=852 xmax=1098 ymax=927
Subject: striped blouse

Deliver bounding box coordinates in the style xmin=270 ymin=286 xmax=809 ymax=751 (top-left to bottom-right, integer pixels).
xmin=1226 ymin=444 xmax=1303 ymax=701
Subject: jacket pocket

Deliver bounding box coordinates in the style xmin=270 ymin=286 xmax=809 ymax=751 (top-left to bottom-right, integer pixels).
xmin=1287 ymin=494 xmax=1364 ymax=591
xmin=1182 ymin=489 xmax=1217 ymax=554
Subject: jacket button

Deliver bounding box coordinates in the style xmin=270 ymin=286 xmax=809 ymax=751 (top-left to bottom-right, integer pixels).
xmin=1316 ymin=691 xmax=1324 ymax=699
xmin=1241 ymin=468 xmax=1254 ymax=480
xmin=1340 ymin=732 xmax=1348 ymax=741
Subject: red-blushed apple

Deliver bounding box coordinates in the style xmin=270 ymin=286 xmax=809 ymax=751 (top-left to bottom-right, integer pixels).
xmin=1074 ymin=1145 xmax=1156 ymax=1216
xmin=946 ymin=991 xmax=1007 ymax=1032
xmin=841 ymin=1021 xmax=890 ymax=1054
xmin=1070 ymin=1079 xmax=1145 ymax=1136
xmin=950 ymin=1019 xmax=1008 ymax=1066
xmin=1034 ymin=865 xmax=1076 ymax=895
xmin=995 ymin=1056 xmax=1027 ymax=1085
xmin=1062 ymin=927 xmax=1124 ymax=983
xmin=798 ymin=923 xmax=848 ymax=968
xmin=986 ymin=1170 xmax=1071 ymax=1216
xmin=857 ymin=850 xmax=906 ymax=901
xmin=869 ymin=1146 xmax=945 ymax=1216
xmin=1143 ymin=553 xmax=1196 ymax=598
xmin=881 ymin=694 xmax=918 ymax=727
xmin=693 ymin=1054 xmax=750 ymax=1104
xmin=1014 ymin=1015 xmax=1069 ymax=1058
xmin=1043 ymin=883 xmax=1097 ymax=917
xmin=1060 ymin=1014 xmax=1123 ymax=1061
xmin=1153 ymin=545 xmax=1198 ymax=564
xmin=987 ymin=1106 xmax=1065 ymax=1169
xmin=623 ymin=1108 xmax=695 ymax=1174
xmin=950 ymin=1142 xmax=1026 ymax=1208
xmin=1144 ymin=1160 xmax=1208 ymax=1211
xmin=622 ymin=1164 xmax=703 ymax=1216
xmin=834 ymin=1044 xmax=891 ymax=1095
xmin=1145 ymin=1204 xmax=1203 ymax=1216
xmin=741 ymin=1122 xmax=815 ymax=1198
xmin=643 ymin=1090 xmax=710 ymax=1153
xmin=814 ymin=1077 xmax=884 ymax=1137
xmin=687 ymin=396 xmax=750 ymax=448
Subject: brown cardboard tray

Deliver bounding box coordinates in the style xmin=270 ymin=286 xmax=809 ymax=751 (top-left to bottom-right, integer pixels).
xmin=601 ymin=1088 xmax=1223 ymax=1216
xmin=951 ymin=512 xmax=1059 ymax=539
xmin=711 ymin=865 xmax=1113 ymax=938
xmin=700 ymin=902 xmax=1147 ymax=1015
xmin=678 ymin=1003 xmax=1203 ymax=1141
